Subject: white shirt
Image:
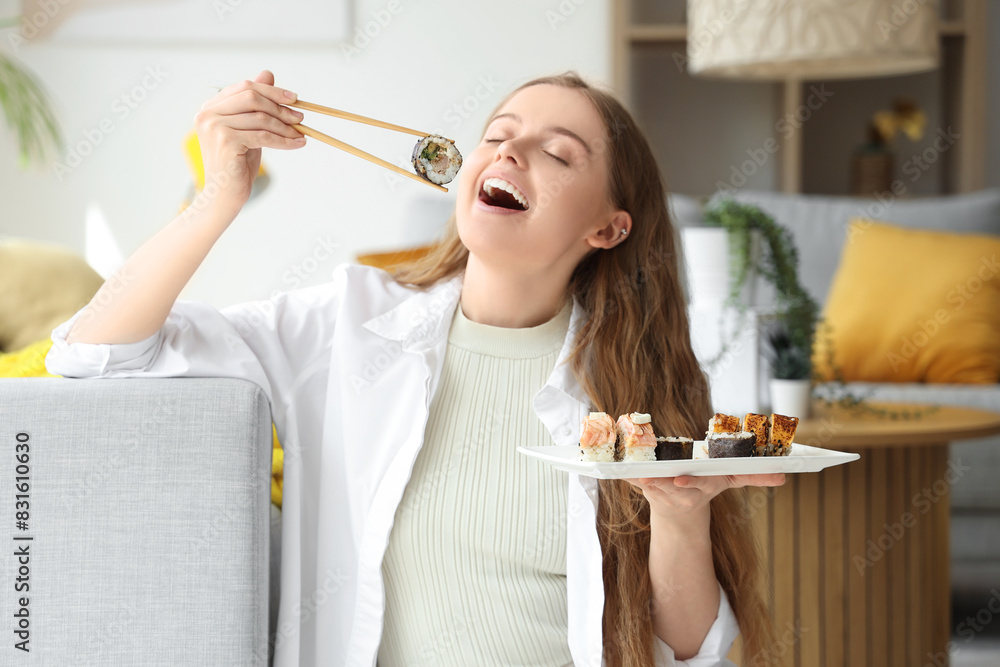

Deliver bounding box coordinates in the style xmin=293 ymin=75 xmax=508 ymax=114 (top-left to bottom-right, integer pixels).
xmin=46 ymin=263 xmax=740 ymax=666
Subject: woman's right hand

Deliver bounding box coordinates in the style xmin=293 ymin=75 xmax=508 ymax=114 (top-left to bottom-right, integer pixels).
xmin=191 ymin=69 xmax=306 ymax=218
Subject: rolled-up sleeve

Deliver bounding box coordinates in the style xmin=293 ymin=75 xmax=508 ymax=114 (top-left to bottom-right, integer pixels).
xmin=45 ymin=275 xmax=345 ymax=414
xmin=653 ymin=582 xmax=740 ymax=667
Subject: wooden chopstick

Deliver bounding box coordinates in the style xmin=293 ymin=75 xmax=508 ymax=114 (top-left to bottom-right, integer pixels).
xmin=290 ymin=99 xmax=431 ymax=138
xmin=293 ymin=124 xmax=447 ymax=192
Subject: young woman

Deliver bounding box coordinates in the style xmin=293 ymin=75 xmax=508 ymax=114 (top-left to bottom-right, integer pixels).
xmin=48 ymin=70 xmax=784 ymax=666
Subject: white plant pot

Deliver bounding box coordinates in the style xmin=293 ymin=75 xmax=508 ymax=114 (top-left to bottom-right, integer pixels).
xmin=681 ymin=227 xmax=729 ymax=306
xmin=769 ymin=378 xmax=812 ymax=419
xmin=681 ymin=227 xmax=763 ymax=308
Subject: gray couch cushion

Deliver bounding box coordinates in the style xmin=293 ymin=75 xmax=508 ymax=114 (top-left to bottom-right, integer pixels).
xmin=0 ymin=377 xmax=273 ymax=665
xmin=705 ymin=188 xmax=1000 ymax=305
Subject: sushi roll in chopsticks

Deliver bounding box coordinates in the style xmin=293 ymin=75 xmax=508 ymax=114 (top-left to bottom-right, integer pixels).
xmin=579 ymin=412 xmax=617 ymax=462
xmin=615 ymin=412 xmax=657 ymax=462
xmin=412 ymin=135 xmax=462 ymax=185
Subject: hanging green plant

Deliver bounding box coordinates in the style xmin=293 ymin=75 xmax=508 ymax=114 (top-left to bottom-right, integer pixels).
xmin=701 ymin=198 xmax=937 ymax=419
xmin=702 ymin=199 xmax=819 ymax=380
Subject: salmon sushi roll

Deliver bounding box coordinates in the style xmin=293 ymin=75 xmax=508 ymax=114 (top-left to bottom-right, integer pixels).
xmin=578 ymin=412 xmax=617 ymax=462
xmin=616 ymin=412 xmax=657 ymax=462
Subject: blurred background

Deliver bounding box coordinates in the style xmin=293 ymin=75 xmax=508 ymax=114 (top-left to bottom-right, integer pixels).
xmin=0 ymin=0 xmax=610 ymax=307
xmin=2 ymin=0 xmax=999 ymax=307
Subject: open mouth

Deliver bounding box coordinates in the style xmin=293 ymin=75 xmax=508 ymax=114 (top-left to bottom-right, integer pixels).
xmin=479 ymin=177 xmax=529 ymax=212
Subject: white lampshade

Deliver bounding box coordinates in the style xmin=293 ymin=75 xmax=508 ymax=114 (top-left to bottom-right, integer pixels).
xmin=687 ymin=0 xmax=940 ymax=80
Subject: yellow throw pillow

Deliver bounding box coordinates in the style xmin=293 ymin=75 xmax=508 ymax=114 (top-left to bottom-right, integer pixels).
xmin=0 ymin=339 xmax=57 ymax=378
xmin=0 ymin=240 xmax=105 ymax=353
xmin=814 ymin=219 xmax=1000 ymax=383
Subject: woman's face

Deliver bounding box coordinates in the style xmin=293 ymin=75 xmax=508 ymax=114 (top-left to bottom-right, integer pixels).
xmin=455 ymin=84 xmax=628 ymax=276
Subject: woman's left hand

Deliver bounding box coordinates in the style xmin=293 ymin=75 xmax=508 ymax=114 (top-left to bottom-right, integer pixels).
xmin=624 ymin=473 xmax=786 ymax=523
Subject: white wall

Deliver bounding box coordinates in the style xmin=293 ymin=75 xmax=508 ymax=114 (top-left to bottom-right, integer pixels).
xmin=0 ymin=0 xmax=611 ymax=308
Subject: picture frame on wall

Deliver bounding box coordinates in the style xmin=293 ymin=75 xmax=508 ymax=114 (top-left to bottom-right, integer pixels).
xmin=18 ymin=0 xmax=351 ymax=45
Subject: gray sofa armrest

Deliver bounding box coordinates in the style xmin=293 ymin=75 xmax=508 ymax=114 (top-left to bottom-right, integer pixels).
xmin=0 ymin=377 xmax=273 ymax=666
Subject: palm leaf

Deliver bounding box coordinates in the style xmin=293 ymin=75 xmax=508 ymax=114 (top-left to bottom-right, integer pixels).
xmin=0 ymin=49 xmax=62 ymax=168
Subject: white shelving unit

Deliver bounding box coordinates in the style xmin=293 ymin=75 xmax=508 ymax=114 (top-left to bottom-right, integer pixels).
xmin=611 ymin=0 xmax=988 ymax=197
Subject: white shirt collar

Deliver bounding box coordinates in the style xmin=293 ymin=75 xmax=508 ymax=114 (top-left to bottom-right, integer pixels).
xmin=362 ymin=271 xmax=591 ymax=407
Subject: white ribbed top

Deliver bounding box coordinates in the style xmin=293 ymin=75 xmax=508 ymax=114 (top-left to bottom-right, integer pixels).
xmin=377 ymin=300 xmax=574 ymax=666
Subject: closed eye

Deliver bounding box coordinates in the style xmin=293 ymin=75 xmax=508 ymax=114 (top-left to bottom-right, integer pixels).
xmin=484 ymin=137 xmax=569 ymax=165
xmin=545 ymin=151 xmax=569 ymax=166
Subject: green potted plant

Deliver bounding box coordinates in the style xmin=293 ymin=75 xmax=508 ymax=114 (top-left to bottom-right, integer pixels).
xmin=702 ymin=199 xmax=820 ymax=415
xmin=0 ymin=17 xmax=62 ymax=167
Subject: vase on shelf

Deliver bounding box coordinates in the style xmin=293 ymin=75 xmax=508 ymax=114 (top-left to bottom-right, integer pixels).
xmin=851 ymin=147 xmax=893 ymax=197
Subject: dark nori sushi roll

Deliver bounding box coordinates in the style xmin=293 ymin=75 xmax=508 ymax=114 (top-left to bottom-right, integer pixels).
xmin=707 ymin=431 xmax=757 ymax=458
xmin=411 ymin=135 xmax=462 ymax=185
xmin=655 ymin=436 xmax=693 ymax=461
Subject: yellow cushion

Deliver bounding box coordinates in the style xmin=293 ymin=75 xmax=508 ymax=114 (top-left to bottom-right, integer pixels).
xmin=0 ymin=240 xmax=105 ymax=353
xmin=0 ymin=339 xmax=57 ymax=378
xmin=271 ymin=425 xmax=283 ymax=509
xmin=814 ymin=219 xmax=1000 ymax=384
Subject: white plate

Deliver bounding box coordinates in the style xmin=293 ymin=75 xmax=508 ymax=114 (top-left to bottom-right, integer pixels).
xmin=517 ymin=442 xmax=860 ymax=479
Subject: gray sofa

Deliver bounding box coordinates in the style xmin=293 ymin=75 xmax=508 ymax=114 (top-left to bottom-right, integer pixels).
xmin=0 ymin=377 xmax=278 ymax=665
xmin=673 ymin=187 xmax=1000 ymax=622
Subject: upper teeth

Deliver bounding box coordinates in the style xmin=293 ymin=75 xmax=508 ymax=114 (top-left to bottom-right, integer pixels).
xmin=484 ymin=177 xmax=528 ymax=209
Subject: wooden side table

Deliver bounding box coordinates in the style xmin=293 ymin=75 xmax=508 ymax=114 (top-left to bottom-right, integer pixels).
xmin=726 ymin=403 xmax=1000 ymax=667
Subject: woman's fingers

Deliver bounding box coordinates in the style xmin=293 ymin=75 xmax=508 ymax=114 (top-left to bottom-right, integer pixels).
xmin=208 ymin=88 xmax=305 ymax=127
xmin=221 ymin=111 xmax=304 ymax=141
xmin=193 ymin=117 xmax=304 ymax=154
xmin=194 ymin=84 xmax=306 ymax=153
xmin=194 ymin=109 xmax=305 ymax=154
xmin=629 ymin=473 xmax=787 ymax=492
xmin=205 ymin=77 xmax=297 ymax=110
xmin=726 ymin=473 xmax=787 ymax=488
xmin=232 ymin=128 xmax=306 ymax=152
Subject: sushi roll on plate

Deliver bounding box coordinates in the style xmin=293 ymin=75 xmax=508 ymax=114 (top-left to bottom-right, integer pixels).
xmin=742 ymin=413 xmax=770 ymax=456
xmin=655 ymin=436 xmax=693 ymax=461
xmin=767 ymin=414 xmax=799 ymax=456
xmin=707 ymin=412 xmax=740 ymax=436
xmin=578 ymin=412 xmax=616 ymax=462
xmin=706 ymin=431 xmax=757 ymax=458
xmin=412 ymin=135 xmax=462 ymax=185
xmin=616 ymin=412 xmax=657 ymax=462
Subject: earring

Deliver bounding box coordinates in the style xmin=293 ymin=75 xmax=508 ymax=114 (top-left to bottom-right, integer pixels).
xmin=620 ymin=228 xmax=628 ymax=237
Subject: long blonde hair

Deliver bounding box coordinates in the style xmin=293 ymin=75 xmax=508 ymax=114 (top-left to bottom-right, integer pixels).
xmin=393 ymin=73 xmax=774 ymax=666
